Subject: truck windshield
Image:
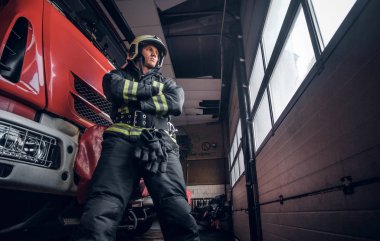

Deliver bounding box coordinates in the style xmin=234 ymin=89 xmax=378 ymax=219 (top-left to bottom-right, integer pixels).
xmin=49 ymin=0 xmax=127 ymax=68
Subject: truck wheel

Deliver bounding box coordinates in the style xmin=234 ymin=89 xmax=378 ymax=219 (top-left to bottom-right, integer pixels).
xmin=133 ymin=216 xmax=154 ymax=235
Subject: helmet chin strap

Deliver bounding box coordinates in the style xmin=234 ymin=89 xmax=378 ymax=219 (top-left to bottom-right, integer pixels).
xmin=134 ymin=56 xmax=145 ymax=75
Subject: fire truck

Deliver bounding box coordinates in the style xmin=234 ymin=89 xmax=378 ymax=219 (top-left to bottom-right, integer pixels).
xmin=0 ymin=0 xmax=154 ymax=237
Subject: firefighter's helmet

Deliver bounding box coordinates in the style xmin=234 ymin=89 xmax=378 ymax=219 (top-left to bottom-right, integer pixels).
xmin=128 ymin=35 xmax=167 ymax=68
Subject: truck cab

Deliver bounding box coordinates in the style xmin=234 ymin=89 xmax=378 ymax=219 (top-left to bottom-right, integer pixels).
xmin=0 ymin=0 xmax=152 ymax=235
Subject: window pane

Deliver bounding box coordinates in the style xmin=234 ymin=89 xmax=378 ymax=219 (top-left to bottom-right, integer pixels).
xmin=269 ymin=7 xmax=316 ymax=121
xmin=311 ymin=0 xmax=356 ymax=49
xmin=236 ymin=154 xmax=240 ymax=176
xmin=234 ymin=133 xmax=239 ymax=151
xmin=234 ymin=163 xmax=239 ymax=181
xmin=232 ymin=135 xmax=236 ymax=156
xmin=231 ymin=169 xmax=235 ymax=185
xmin=249 ymin=46 xmax=265 ymax=109
xmin=238 ymin=149 xmax=245 ymax=174
xmin=229 ymin=150 xmax=234 ymax=167
xmin=253 ymin=90 xmax=272 ymax=150
xmin=262 ymin=0 xmax=291 ymax=62
xmin=237 ymin=120 xmax=242 ymax=143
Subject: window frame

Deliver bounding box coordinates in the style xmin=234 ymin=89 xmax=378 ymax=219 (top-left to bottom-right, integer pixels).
xmin=245 ymin=0 xmax=366 ymax=154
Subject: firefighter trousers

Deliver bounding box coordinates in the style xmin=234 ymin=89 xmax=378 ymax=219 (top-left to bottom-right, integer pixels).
xmin=73 ymin=132 xmax=200 ymax=241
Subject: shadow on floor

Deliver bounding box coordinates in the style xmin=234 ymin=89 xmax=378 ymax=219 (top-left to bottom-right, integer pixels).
xmin=126 ymin=229 xmax=234 ymax=241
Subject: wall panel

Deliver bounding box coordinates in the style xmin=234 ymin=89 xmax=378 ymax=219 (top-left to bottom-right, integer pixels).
xmin=254 ymin=1 xmax=380 ymax=240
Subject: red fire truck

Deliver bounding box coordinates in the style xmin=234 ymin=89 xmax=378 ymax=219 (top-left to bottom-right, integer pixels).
xmin=0 ymin=0 xmax=154 ymax=237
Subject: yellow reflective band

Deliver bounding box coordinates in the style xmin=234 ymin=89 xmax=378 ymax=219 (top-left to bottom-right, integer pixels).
xmin=123 ymin=106 xmax=129 ymax=113
xmin=117 ymin=106 xmax=129 ymax=114
xmin=132 ymin=82 xmax=138 ymax=98
xmin=152 ymin=81 xmax=164 ymax=93
xmin=160 ymin=94 xmax=168 ymax=115
xmin=152 ymin=95 xmax=161 ymax=112
xmin=123 ymin=79 xmax=137 ymax=101
xmin=159 ymin=82 xmax=164 ymax=92
xmin=106 ymin=124 xmax=145 ymax=136
xmin=123 ymin=79 xmax=130 ymax=100
xmin=106 ymin=128 xmax=143 ymax=136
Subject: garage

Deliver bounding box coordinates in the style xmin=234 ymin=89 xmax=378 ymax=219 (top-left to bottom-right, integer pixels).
xmin=1 ymin=0 xmax=380 ymax=241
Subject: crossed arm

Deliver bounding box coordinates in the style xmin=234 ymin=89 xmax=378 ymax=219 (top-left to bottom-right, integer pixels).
xmin=102 ymin=70 xmax=184 ymax=116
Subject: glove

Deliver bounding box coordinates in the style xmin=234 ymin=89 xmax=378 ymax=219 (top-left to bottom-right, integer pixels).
xmin=134 ymin=129 xmax=167 ymax=173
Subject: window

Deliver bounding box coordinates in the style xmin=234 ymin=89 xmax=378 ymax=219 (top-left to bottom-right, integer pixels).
xmin=310 ymin=0 xmax=357 ymax=49
xmin=245 ymin=0 xmax=360 ymax=153
xmin=231 ymin=166 xmax=236 ymax=184
xmin=234 ymin=164 xmax=239 ymax=183
xmin=262 ymin=0 xmax=291 ymax=62
xmin=229 ymin=148 xmax=234 ymax=167
xmin=50 ymin=0 xmax=127 ymax=67
xmin=249 ymin=46 xmax=265 ymax=109
xmin=0 ymin=18 xmax=29 ymax=83
xmin=238 ymin=149 xmax=245 ymax=175
xmin=269 ymin=7 xmax=315 ymax=121
xmin=236 ymin=120 xmax=242 ymax=143
xmin=229 ymin=119 xmax=245 ymax=186
xmin=234 ymin=132 xmax=239 ymax=151
xmin=253 ymin=90 xmax=272 ymax=150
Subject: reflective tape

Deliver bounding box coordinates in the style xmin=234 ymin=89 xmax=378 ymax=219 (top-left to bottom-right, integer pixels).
xmin=123 ymin=79 xmax=138 ymax=101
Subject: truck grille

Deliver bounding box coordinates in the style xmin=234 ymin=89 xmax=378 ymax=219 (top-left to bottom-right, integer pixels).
xmin=74 ymin=97 xmax=112 ymax=126
xmin=73 ymin=74 xmax=112 ymax=126
xmin=74 ymin=75 xmax=111 ymax=114
xmin=0 ymin=121 xmax=60 ymax=169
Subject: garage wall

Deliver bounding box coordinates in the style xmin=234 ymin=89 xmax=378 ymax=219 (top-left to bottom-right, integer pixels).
xmin=235 ymin=0 xmax=380 ymax=240
xmin=257 ymin=3 xmax=380 ymax=238
xmin=232 ymin=174 xmax=250 ymax=241
xmin=179 ymin=123 xmax=227 ymax=198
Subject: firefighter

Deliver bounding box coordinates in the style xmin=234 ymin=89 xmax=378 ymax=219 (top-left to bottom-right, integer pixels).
xmin=73 ymin=35 xmax=200 ymax=241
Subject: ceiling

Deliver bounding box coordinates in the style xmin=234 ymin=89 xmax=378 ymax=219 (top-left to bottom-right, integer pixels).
xmin=110 ymin=0 xmax=238 ymax=126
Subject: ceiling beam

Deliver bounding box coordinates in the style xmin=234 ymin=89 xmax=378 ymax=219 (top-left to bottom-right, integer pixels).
xmin=162 ymin=11 xmax=223 ymax=18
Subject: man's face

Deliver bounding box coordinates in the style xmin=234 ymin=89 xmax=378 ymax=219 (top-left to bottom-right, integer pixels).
xmin=141 ymin=44 xmax=159 ymax=69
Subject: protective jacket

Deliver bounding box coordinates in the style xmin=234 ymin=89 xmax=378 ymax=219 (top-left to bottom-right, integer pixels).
xmin=102 ymin=61 xmax=184 ymax=138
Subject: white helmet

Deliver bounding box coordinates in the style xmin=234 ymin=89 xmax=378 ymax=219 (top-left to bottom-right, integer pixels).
xmin=128 ymin=35 xmax=167 ymax=68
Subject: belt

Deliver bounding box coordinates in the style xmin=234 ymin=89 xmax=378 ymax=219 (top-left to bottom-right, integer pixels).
xmin=116 ymin=110 xmax=169 ymax=130
xmin=123 ymin=110 xmax=148 ymax=127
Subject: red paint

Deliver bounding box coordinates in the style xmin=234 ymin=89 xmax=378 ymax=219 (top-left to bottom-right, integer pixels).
xmin=0 ymin=0 xmax=45 ymax=110
xmin=0 ymin=95 xmax=35 ymax=120
xmin=0 ymin=0 xmax=114 ymax=128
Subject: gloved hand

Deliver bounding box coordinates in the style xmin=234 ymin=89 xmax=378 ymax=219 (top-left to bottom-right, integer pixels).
xmin=134 ymin=129 xmax=167 ymax=173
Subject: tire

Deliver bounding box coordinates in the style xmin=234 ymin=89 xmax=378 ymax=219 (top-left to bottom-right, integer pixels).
xmin=133 ymin=216 xmax=154 ymax=235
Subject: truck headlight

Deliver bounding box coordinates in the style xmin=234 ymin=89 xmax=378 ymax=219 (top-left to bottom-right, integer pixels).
xmin=0 ymin=121 xmax=60 ymax=169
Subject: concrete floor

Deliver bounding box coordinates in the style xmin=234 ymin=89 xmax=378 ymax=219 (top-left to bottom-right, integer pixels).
xmin=123 ymin=219 xmax=234 ymax=241
xmin=0 ymin=219 xmax=234 ymax=241
xmin=125 ymin=229 xmax=234 ymax=241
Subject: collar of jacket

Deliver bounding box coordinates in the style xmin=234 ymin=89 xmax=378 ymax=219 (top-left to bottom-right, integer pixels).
xmin=123 ymin=60 xmax=161 ymax=80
